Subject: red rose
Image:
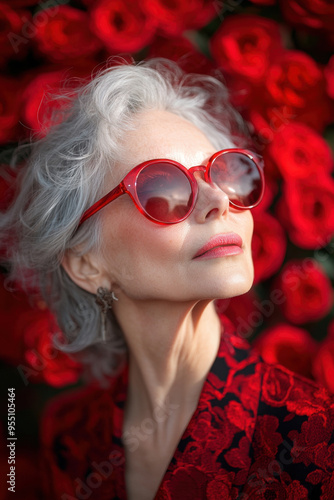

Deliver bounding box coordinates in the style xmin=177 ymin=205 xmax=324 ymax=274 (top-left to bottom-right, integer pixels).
xmin=262 ymin=364 xmax=294 ymax=406
xmin=288 ymin=413 xmax=334 ymax=467
xmin=286 ymin=374 xmax=331 ymax=417
xmin=249 ymin=51 xmax=333 ymax=134
xmin=33 ymin=5 xmax=101 ymax=62
xmin=313 ymin=339 xmax=334 ymax=394
xmin=21 ymin=69 xmax=68 ymax=135
xmin=211 ymin=15 xmax=283 ymax=83
xmin=21 ymin=66 xmax=94 ymax=135
xmin=313 ymin=321 xmax=334 ymax=393
xmin=222 ymin=289 xmax=264 ymax=340
xmin=225 ymin=401 xmax=252 ymax=432
xmin=266 ymin=51 xmax=331 ymax=130
xmin=0 ymin=3 xmax=28 ymax=62
xmin=265 ymin=123 xmax=333 ymax=181
xmin=191 ymin=410 xmax=214 ymax=442
xmin=23 ymin=311 xmax=82 ymax=387
xmin=274 ymin=259 xmax=333 ymax=324
xmin=252 ymin=211 xmax=287 ymax=284
xmin=90 ymin=0 xmax=156 ymax=53
xmin=0 ymin=77 xmax=22 ymax=143
xmin=276 ymin=176 xmax=334 ymax=249
xmin=253 ymin=324 xmax=318 ymax=378
xmin=206 ymin=471 xmax=233 ymax=499
xmin=186 ymin=411 xmax=235 ymax=461
xmin=280 ymin=0 xmax=334 ymax=32
xmin=148 ymin=36 xmax=216 ymax=75
xmin=0 ymin=277 xmax=81 ymax=387
xmin=163 ymin=466 xmax=208 ymax=498
xmin=142 ymin=0 xmax=216 ymax=36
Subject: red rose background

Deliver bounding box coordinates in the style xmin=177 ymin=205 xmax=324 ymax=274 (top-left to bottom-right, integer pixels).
xmin=0 ymin=1 xmax=333 ymax=499
xmin=33 ymin=5 xmax=101 ymax=62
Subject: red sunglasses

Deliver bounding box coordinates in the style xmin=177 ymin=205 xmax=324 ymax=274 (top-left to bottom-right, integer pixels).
xmin=78 ymin=148 xmax=265 ymax=227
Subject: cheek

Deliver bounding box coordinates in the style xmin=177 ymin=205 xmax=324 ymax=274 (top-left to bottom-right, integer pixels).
xmin=244 ymin=212 xmax=254 ymax=266
xmin=99 ymin=207 xmax=185 ymax=289
xmin=247 ymin=212 xmax=254 ymax=243
xmin=245 ymin=212 xmax=255 ymax=277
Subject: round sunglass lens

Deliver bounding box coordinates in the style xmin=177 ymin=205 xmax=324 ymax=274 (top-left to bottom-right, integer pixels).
xmin=210 ymin=152 xmax=262 ymax=208
xmin=136 ymin=163 xmax=194 ymax=223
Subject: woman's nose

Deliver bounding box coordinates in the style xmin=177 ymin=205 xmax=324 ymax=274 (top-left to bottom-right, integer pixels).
xmin=191 ymin=170 xmax=230 ymax=223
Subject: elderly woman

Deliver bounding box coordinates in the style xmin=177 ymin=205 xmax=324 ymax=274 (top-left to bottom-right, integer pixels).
xmin=1 ymin=60 xmax=334 ymax=499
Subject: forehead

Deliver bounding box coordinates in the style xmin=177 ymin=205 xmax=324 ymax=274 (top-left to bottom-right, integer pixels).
xmin=119 ymin=109 xmax=217 ymax=168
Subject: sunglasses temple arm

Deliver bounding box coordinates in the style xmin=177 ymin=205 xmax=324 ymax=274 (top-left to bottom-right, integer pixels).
xmin=78 ymin=184 xmax=125 ymax=227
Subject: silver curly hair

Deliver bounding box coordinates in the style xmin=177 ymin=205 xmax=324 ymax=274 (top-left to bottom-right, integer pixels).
xmin=0 ymin=58 xmax=248 ymax=380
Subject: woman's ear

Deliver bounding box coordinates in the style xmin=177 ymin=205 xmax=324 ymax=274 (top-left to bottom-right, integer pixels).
xmin=61 ymin=249 xmax=109 ymax=295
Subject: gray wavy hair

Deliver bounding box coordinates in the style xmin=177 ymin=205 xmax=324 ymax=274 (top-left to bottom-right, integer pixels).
xmin=0 ymin=58 xmax=248 ymax=380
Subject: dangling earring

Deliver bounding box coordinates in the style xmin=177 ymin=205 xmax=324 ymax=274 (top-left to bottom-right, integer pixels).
xmin=95 ymin=287 xmax=118 ymax=341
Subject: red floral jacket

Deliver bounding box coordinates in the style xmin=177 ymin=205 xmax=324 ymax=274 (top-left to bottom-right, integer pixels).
xmin=41 ymin=318 xmax=334 ymax=499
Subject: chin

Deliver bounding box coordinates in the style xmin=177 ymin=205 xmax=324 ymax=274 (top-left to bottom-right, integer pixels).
xmin=211 ymin=268 xmax=254 ymax=300
xmin=229 ymin=280 xmax=253 ymax=298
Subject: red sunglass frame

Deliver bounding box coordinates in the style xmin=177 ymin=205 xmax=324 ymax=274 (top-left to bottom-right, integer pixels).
xmin=78 ymin=148 xmax=265 ymax=227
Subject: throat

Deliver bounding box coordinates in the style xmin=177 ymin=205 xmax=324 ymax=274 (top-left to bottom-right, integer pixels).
xmin=123 ymin=393 xmax=198 ymax=500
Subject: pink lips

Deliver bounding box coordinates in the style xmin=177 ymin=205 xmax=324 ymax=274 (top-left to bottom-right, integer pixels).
xmin=194 ymin=232 xmax=243 ymax=259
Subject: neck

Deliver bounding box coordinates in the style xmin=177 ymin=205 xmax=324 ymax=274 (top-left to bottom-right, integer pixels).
xmin=113 ymin=299 xmax=222 ymax=426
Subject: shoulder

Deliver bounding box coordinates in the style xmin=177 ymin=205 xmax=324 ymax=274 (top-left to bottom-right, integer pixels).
xmin=259 ymin=361 xmax=334 ymax=415
xmin=218 ymin=321 xmax=334 ymax=496
xmin=40 ymin=379 xmax=125 ymax=499
xmin=42 ymin=383 xmax=116 ymax=438
xmin=219 ymin=315 xmax=334 ymax=417
xmin=243 ymin=360 xmax=334 ymax=498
